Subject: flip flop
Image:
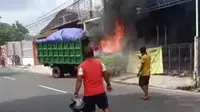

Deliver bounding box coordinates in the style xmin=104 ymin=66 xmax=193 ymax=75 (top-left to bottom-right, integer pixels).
xmin=147 ymin=96 xmax=151 ymax=100
xmin=141 ymin=96 xmax=151 ymax=100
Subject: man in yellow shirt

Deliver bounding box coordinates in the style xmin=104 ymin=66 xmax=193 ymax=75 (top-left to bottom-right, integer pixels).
xmin=137 ymin=46 xmax=151 ymax=100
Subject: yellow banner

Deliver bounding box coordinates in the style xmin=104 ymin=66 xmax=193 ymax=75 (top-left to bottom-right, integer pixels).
xmin=127 ymin=47 xmax=164 ymax=74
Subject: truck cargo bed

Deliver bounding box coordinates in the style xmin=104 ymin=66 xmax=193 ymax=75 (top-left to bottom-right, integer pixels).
xmin=36 ymin=40 xmax=85 ymax=65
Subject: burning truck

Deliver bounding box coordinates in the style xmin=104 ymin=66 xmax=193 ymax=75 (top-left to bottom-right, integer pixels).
xmin=36 ymin=0 xmax=150 ymax=78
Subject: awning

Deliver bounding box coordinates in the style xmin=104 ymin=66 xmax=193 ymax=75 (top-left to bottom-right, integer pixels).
xmin=143 ymin=0 xmax=193 ymax=12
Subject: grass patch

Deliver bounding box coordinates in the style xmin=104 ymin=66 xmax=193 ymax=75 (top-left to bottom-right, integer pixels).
xmin=100 ymin=53 xmax=127 ymax=77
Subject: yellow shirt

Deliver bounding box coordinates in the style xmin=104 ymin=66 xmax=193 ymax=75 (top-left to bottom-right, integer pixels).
xmin=140 ymin=54 xmax=151 ymax=76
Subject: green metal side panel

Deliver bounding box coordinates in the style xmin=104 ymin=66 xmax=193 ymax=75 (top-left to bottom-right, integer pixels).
xmin=36 ymin=40 xmax=84 ymax=65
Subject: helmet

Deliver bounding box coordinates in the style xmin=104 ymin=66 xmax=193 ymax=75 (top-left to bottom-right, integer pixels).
xmin=69 ymin=97 xmax=85 ymax=112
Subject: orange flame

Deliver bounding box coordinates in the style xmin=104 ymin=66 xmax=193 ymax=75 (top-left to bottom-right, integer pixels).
xmin=100 ymin=21 xmax=125 ymax=53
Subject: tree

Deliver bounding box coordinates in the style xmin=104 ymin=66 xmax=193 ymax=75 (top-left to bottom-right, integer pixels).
xmin=0 ymin=21 xmax=29 ymax=45
xmin=12 ymin=21 xmax=29 ymax=41
xmin=0 ymin=23 xmax=16 ymax=45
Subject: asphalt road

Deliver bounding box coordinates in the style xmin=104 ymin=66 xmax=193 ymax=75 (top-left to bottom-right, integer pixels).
xmin=0 ymin=67 xmax=200 ymax=112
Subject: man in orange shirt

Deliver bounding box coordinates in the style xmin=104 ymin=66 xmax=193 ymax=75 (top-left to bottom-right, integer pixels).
xmin=137 ymin=46 xmax=151 ymax=100
xmin=74 ymin=46 xmax=112 ymax=112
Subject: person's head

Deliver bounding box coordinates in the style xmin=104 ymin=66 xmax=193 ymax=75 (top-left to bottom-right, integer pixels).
xmin=140 ymin=46 xmax=147 ymax=55
xmin=84 ymin=46 xmax=94 ymax=59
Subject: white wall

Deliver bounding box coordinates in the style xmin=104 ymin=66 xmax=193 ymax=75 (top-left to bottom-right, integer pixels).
xmin=22 ymin=41 xmax=33 ymax=58
xmin=22 ymin=58 xmax=34 ymax=66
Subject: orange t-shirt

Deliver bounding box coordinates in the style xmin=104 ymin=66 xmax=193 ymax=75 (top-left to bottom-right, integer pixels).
xmin=78 ymin=58 xmax=106 ymax=96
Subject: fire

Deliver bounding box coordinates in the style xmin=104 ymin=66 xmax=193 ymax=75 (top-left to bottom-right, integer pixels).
xmin=100 ymin=20 xmax=125 ymax=53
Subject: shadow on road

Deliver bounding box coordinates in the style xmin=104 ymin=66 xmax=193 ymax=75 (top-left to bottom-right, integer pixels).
xmin=0 ymin=92 xmax=199 ymax=112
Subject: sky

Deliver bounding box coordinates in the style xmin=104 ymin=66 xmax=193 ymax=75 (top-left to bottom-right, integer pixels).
xmin=0 ymin=0 xmax=102 ymax=35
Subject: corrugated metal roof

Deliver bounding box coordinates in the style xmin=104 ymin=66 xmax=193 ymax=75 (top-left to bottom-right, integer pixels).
xmin=144 ymin=0 xmax=193 ymax=12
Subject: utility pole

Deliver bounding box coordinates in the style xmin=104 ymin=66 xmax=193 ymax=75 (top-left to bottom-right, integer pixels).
xmin=156 ymin=26 xmax=159 ymax=46
xmin=194 ymin=0 xmax=199 ymax=85
xmin=102 ymin=0 xmax=106 ymax=33
xmin=102 ymin=0 xmax=106 ymax=9
xmin=73 ymin=0 xmax=80 ymax=19
xmin=0 ymin=16 xmax=2 ymax=22
xmin=164 ymin=25 xmax=167 ymax=46
xmin=89 ymin=0 xmax=93 ymax=18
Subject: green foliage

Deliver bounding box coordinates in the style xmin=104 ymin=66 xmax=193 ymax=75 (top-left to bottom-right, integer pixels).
xmin=0 ymin=21 xmax=29 ymax=45
xmin=100 ymin=53 xmax=128 ymax=76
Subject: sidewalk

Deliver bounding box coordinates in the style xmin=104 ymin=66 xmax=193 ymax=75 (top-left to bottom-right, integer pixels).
xmin=8 ymin=65 xmax=52 ymax=75
xmin=111 ymin=74 xmax=196 ymax=89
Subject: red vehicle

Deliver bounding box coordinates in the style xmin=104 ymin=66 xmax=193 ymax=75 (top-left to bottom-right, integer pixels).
xmin=0 ymin=45 xmax=7 ymax=67
xmin=1 ymin=56 xmax=5 ymax=67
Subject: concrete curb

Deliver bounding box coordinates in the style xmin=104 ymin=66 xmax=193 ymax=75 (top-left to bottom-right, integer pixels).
xmin=111 ymin=80 xmax=180 ymax=89
xmin=111 ymin=80 xmax=200 ymax=95
xmin=111 ymin=80 xmax=138 ymax=86
xmin=111 ymin=79 xmax=189 ymax=90
xmin=111 ymin=80 xmax=187 ymax=89
xmin=111 ymin=80 xmax=172 ymax=89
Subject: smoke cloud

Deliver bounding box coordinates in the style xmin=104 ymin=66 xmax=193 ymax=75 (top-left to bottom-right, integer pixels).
xmin=102 ymin=0 xmax=148 ymax=50
xmin=85 ymin=18 xmax=104 ymax=44
xmin=86 ymin=0 xmax=150 ymax=50
xmin=86 ymin=0 xmax=149 ymax=75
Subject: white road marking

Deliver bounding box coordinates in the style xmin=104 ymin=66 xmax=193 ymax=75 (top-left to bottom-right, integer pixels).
xmin=3 ymin=76 xmax=16 ymax=80
xmin=38 ymin=85 xmax=67 ymax=94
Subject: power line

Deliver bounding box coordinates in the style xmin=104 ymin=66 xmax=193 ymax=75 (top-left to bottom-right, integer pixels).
xmin=27 ymin=13 xmax=76 ymax=29
xmin=35 ymin=0 xmax=71 ymax=20
xmin=25 ymin=0 xmax=72 ymax=27
xmin=25 ymin=12 xmax=58 ymax=28
xmin=25 ymin=0 xmax=83 ymax=28
xmin=26 ymin=0 xmax=92 ymax=32
xmin=26 ymin=11 xmax=78 ymax=29
xmin=26 ymin=17 xmax=54 ymax=29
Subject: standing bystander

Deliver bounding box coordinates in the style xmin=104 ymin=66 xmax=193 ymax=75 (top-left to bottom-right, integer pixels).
xmin=74 ymin=46 xmax=112 ymax=112
xmin=137 ymin=46 xmax=151 ymax=100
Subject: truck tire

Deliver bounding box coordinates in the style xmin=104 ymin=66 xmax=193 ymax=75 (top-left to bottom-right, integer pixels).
xmin=52 ymin=66 xmax=64 ymax=78
xmin=69 ymin=70 xmax=76 ymax=77
xmin=69 ymin=66 xmax=77 ymax=77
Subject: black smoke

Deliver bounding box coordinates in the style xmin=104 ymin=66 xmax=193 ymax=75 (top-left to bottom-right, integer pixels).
xmin=102 ymin=0 xmax=148 ymax=50
xmin=88 ymin=0 xmax=196 ymax=51
xmin=103 ymin=0 xmax=197 ymax=47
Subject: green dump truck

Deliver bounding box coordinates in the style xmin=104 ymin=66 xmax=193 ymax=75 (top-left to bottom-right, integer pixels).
xmin=36 ymin=19 xmax=101 ymax=78
xmin=36 ymin=37 xmax=90 ymax=78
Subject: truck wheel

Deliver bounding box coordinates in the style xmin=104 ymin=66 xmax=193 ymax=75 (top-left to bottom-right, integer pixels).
xmin=69 ymin=67 xmax=77 ymax=77
xmin=69 ymin=70 xmax=76 ymax=77
xmin=52 ymin=66 xmax=64 ymax=78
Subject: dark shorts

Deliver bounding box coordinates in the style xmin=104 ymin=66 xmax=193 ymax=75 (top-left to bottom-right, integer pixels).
xmin=83 ymin=92 xmax=109 ymax=112
xmin=139 ymin=76 xmax=150 ymax=86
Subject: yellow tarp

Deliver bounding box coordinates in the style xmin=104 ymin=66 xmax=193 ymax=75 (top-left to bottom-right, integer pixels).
xmin=127 ymin=47 xmax=164 ymax=74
